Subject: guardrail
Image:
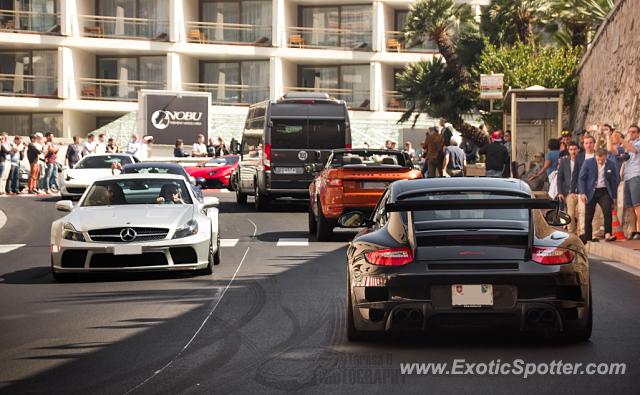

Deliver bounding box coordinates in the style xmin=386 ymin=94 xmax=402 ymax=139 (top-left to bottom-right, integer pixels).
xmin=184 ymin=21 xmax=270 ymax=46
xmin=77 ymin=78 xmax=165 ymax=101
xmin=77 ymin=15 xmax=169 ymax=41
xmin=0 ymin=73 xmax=57 ymax=97
xmin=183 ymin=82 xmax=269 ymax=106
xmin=0 ymin=9 xmax=61 ymax=34
xmin=286 ymin=26 xmax=371 ymax=51
xmin=285 ymin=87 xmax=371 ymax=110
xmin=384 ymin=31 xmax=438 ymax=53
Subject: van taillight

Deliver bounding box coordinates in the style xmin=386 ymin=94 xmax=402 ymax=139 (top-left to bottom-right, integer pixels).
xmin=263 ymin=143 xmax=271 ymax=170
xmin=345 ymin=143 xmax=352 ymax=149
xmin=531 ymin=246 xmax=575 ymax=265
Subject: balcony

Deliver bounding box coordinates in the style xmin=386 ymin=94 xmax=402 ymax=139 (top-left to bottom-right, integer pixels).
xmin=184 ymin=21 xmax=270 ymax=46
xmin=384 ymin=31 xmax=438 ymax=53
xmin=286 ymin=27 xmax=371 ymax=51
xmin=383 ymin=91 xmax=408 ymax=111
xmin=183 ymin=83 xmax=269 ymax=106
xmin=0 ymin=74 xmax=57 ymax=98
xmin=78 ymin=15 xmax=169 ymax=41
xmin=285 ymin=87 xmax=370 ymax=110
xmin=78 ymin=78 xmax=165 ymax=101
xmin=0 ymin=9 xmax=60 ymax=34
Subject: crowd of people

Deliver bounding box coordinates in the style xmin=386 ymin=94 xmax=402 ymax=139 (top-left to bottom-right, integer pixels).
xmin=173 ymin=134 xmax=237 ymax=158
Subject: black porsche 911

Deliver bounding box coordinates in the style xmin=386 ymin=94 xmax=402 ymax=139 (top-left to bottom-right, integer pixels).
xmin=339 ymin=177 xmax=591 ymax=341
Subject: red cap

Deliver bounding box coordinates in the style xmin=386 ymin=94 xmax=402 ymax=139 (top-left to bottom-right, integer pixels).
xmin=491 ymin=131 xmax=503 ymax=141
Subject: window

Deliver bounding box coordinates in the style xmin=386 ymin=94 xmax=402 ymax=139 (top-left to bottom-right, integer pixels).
xmin=82 ymin=179 xmax=193 ymax=206
xmin=97 ymin=0 xmax=169 ymax=38
xmin=299 ymin=65 xmax=370 ymax=109
xmin=201 ymin=60 xmax=268 ymax=104
xmin=0 ymin=50 xmax=57 ymax=96
xmin=271 ymin=120 xmax=307 ymax=148
xmin=97 ymin=56 xmax=166 ymax=99
xmin=300 ymin=5 xmax=371 ymax=49
xmin=201 ymin=1 xmax=271 ymax=44
xmin=241 ymin=134 xmax=262 ymax=157
xmin=0 ymin=113 xmax=61 ymax=136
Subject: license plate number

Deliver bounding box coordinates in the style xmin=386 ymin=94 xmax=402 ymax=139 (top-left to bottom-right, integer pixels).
xmin=451 ymin=284 xmax=493 ymax=307
xmin=275 ymin=167 xmax=302 ymax=175
xmin=113 ymin=245 xmax=142 ymax=255
xmin=362 ymin=182 xmax=388 ymax=189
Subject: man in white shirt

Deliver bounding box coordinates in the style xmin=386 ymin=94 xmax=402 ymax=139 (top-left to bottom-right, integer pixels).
xmin=83 ymin=134 xmax=97 ymax=156
xmin=192 ymin=134 xmax=207 ymax=157
xmin=95 ymin=134 xmax=107 ymax=154
xmin=134 ymin=136 xmax=153 ymax=161
xmin=126 ymin=134 xmax=141 ymax=156
xmin=621 ymin=125 xmax=640 ymax=239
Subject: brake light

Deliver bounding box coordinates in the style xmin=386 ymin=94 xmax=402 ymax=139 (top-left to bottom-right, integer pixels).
xmin=531 ymin=246 xmax=575 ymax=265
xmin=263 ymin=143 xmax=271 ymax=170
xmin=365 ymin=247 xmax=413 ymax=266
xmin=327 ymin=178 xmax=342 ymax=186
xmin=345 ymin=143 xmax=352 ymax=149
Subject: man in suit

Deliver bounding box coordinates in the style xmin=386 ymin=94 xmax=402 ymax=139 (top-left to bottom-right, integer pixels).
xmin=557 ymin=142 xmax=583 ymax=233
xmin=578 ymin=148 xmax=620 ymax=242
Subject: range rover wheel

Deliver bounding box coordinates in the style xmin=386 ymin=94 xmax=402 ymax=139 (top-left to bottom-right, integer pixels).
xmin=316 ymin=202 xmax=333 ymax=241
xmin=308 ymin=202 xmax=317 ymax=235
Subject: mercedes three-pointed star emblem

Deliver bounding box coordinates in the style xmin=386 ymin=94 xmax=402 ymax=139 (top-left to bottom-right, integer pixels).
xmin=120 ymin=227 xmax=137 ymax=242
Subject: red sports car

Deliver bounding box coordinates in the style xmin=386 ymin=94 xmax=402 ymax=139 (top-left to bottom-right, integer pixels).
xmin=185 ymin=155 xmax=240 ymax=189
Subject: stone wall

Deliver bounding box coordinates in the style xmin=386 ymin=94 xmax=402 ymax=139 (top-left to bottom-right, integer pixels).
xmin=573 ymin=0 xmax=640 ymax=131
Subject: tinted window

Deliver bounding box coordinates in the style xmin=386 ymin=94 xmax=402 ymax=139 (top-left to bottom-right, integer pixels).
xmin=242 ymin=134 xmax=262 ymax=157
xmin=410 ymin=193 xmax=529 ymax=223
xmin=308 ymin=120 xmax=346 ymax=149
xmin=82 ymin=179 xmax=193 ymax=206
xmin=123 ymin=166 xmax=184 ymax=176
xmin=76 ymin=155 xmax=133 ymax=169
xmin=271 ymin=119 xmax=307 ymax=148
xmin=202 ymin=156 xmax=240 ymax=166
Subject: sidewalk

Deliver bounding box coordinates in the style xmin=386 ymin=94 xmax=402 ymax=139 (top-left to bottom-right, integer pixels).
xmin=586 ymin=239 xmax=640 ymax=271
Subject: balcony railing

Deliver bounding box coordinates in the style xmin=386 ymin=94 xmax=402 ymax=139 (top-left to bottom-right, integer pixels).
xmin=287 ymin=27 xmax=371 ymax=51
xmin=0 ymin=9 xmax=61 ymax=34
xmin=78 ymin=78 xmax=165 ymax=101
xmin=183 ymin=82 xmax=269 ymax=106
xmin=78 ymin=15 xmax=169 ymax=41
xmin=385 ymin=31 xmax=438 ymax=53
xmin=285 ymin=87 xmax=370 ymax=110
xmin=184 ymin=21 xmax=270 ymax=46
xmin=0 ymin=74 xmax=57 ymax=97
xmin=383 ymin=91 xmax=408 ymax=111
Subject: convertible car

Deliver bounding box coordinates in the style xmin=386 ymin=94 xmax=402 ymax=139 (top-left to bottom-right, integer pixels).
xmin=340 ymin=177 xmax=591 ymax=342
xmin=50 ymin=174 xmax=220 ymax=280
xmin=309 ymin=149 xmax=422 ymax=240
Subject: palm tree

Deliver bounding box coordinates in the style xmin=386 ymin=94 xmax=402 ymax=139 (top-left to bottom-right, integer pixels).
xmin=546 ymin=0 xmax=613 ymax=49
xmin=487 ymin=0 xmax=547 ymax=44
xmin=404 ymin=0 xmax=476 ymax=85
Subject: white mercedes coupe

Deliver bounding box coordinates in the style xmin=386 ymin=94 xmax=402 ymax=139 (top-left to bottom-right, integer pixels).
xmin=60 ymin=154 xmax=138 ymax=199
xmin=51 ymin=174 xmax=220 ymax=281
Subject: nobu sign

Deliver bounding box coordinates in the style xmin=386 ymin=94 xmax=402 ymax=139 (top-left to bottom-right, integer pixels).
xmin=143 ymin=92 xmax=210 ymax=145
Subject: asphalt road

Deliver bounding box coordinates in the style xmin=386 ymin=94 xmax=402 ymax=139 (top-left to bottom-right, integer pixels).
xmin=0 ymin=193 xmax=639 ymax=394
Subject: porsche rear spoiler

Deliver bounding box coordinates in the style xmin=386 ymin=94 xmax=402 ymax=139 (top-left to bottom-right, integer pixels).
xmin=386 ymin=198 xmax=559 ymax=212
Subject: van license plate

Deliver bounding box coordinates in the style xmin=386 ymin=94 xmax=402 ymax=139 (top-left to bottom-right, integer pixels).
xmin=451 ymin=284 xmax=493 ymax=307
xmin=275 ymin=167 xmax=302 ymax=175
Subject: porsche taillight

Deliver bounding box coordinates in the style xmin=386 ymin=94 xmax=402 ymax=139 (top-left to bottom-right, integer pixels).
xmin=531 ymin=246 xmax=575 ymax=265
xmin=365 ymin=247 xmax=413 ymax=266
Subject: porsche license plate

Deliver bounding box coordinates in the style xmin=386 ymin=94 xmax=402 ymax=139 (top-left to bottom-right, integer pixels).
xmin=113 ymin=245 xmax=142 ymax=255
xmin=362 ymin=181 xmax=388 ymax=189
xmin=275 ymin=167 xmax=302 ymax=175
xmin=451 ymin=284 xmax=493 ymax=307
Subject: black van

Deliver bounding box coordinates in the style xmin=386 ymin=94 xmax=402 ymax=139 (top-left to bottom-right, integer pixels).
xmin=235 ymin=92 xmax=352 ymax=210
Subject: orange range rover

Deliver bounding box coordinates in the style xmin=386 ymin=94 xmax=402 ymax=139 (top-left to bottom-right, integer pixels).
xmin=309 ymin=149 xmax=422 ymax=240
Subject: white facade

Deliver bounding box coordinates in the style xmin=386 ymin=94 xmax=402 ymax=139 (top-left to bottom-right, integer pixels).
xmin=0 ymin=0 xmax=484 ymax=145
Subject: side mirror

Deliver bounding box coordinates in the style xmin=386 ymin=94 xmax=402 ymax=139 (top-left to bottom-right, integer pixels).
xmin=544 ymin=209 xmax=572 ymax=227
xmin=55 ymin=200 xmax=74 ymax=212
xmin=314 ymin=150 xmax=322 ymax=161
xmin=338 ymin=211 xmax=369 ymax=228
xmin=202 ymin=196 xmax=219 ymax=209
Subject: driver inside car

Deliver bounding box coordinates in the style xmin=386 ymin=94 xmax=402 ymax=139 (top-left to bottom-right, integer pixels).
xmin=157 ymin=184 xmax=185 ymax=204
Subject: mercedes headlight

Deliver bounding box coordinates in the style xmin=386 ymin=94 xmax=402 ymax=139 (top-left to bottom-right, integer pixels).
xmin=173 ymin=219 xmax=199 ymax=239
xmin=62 ymin=223 xmax=85 ymax=241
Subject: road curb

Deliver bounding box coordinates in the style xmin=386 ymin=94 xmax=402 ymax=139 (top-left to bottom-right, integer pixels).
xmin=586 ymin=241 xmax=640 ymax=271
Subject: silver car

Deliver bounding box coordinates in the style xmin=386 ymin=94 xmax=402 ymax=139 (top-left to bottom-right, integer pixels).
xmin=50 ymin=174 xmax=220 ymax=281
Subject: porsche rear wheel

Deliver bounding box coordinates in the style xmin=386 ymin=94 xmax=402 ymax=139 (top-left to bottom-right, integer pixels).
xmin=562 ymin=285 xmax=592 ymax=342
xmin=347 ymin=284 xmax=373 ymax=341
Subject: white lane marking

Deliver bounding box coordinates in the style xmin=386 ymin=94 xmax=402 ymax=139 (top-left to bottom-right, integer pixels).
xmin=0 ymin=244 xmax=25 ymax=254
xmin=276 ymin=238 xmax=309 ymax=247
xmin=0 ymin=209 xmax=6 ymax=230
xmin=220 ymin=238 xmax=239 ymax=248
xmin=247 ymin=219 xmax=258 ymax=237
xmin=601 ymin=260 xmax=640 ymax=277
xmin=125 ymin=246 xmax=251 ymax=394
